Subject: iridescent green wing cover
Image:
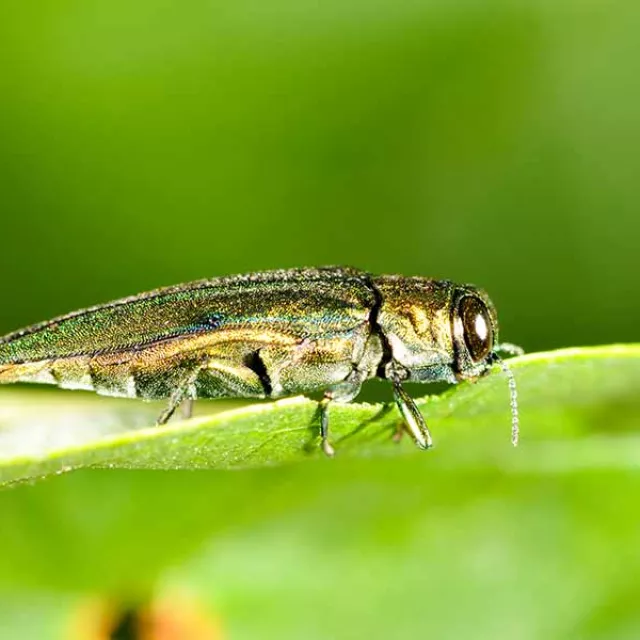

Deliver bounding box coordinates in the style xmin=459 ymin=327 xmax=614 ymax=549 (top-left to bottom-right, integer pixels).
xmin=0 ymin=267 xmax=374 ymax=365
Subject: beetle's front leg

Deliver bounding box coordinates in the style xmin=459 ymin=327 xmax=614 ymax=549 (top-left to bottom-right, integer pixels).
xmin=392 ymin=380 xmax=433 ymax=450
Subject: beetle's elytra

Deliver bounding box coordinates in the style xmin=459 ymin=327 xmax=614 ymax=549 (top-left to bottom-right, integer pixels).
xmin=0 ymin=267 xmax=522 ymax=454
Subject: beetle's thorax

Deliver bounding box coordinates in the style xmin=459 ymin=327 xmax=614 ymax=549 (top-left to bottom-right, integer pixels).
xmin=370 ymin=276 xmax=457 ymax=384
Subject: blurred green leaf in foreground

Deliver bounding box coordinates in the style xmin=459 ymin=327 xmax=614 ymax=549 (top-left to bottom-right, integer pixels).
xmin=0 ymin=345 xmax=638 ymax=485
xmin=0 ymin=344 xmax=639 ymax=639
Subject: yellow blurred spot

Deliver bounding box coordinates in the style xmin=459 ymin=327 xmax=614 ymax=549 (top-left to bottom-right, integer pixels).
xmin=68 ymin=591 xmax=223 ymax=640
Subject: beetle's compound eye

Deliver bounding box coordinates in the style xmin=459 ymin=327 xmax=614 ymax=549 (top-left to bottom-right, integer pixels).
xmin=459 ymin=296 xmax=493 ymax=362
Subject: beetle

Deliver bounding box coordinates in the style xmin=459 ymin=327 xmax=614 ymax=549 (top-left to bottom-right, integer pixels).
xmin=0 ymin=267 xmax=521 ymax=454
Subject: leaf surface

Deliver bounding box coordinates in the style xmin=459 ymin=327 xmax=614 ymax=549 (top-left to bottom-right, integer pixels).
xmin=0 ymin=345 xmax=638 ymax=486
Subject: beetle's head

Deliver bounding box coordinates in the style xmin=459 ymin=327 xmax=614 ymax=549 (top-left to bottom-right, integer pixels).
xmin=374 ymin=276 xmax=521 ymax=446
xmin=449 ymin=284 xmax=521 ymax=447
xmin=375 ymin=279 xmax=505 ymax=382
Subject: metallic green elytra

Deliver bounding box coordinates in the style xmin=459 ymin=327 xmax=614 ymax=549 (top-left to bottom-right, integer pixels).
xmin=0 ymin=267 xmax=523 ymax=454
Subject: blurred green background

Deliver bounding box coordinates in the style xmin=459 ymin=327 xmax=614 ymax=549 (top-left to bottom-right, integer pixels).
xmin=1 ymin=0 xmax=638 ymax=351
xmin=1 ymin=1 xmax=639 ymax=639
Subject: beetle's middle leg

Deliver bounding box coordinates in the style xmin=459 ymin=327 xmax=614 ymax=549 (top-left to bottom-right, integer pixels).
xmin=318 ymin=394 xmax=335 ymax=457
xmin=317 ymin=376 xmax=363 ymax=457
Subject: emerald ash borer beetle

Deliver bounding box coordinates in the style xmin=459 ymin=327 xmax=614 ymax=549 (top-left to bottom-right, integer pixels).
xmin=0 ymin=267 xmax=522 ymax=455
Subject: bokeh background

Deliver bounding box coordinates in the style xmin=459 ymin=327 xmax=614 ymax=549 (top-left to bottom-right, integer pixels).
xmin=1 ymin=0 xmax=638 ymax=351
xmin=1 ymin=1 xmax=639 ymax=639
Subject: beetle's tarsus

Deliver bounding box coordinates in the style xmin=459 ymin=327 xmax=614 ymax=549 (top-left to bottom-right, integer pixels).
xmin=156 ymin=404 xmax=176 ymax=426
xmin=318 ymin=394 xmax=335 ymax=457
xmin=321 ymin=438 xmax=335 ymax=457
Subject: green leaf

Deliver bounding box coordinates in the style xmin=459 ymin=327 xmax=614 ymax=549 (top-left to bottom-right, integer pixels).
xmin=0 ymin=344 xmax=638 ymax=487
xmin=0 ymin=344 xmax=640 ymax=638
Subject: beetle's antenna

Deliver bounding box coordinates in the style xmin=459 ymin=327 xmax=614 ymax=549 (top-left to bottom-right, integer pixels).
xmin=491 ymin=353 xmax=519 ymax=447
xmin=494 ymin=342 xmax=524 ymax=357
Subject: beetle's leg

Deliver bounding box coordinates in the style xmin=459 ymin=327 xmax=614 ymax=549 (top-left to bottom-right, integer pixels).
xmin=180 ymin=398 xmax=194 ymax=420
xmin=156 ymin=394 xmax=181 ymax=425
xmin=392 ymin=380 xmax=432 ymax=450
xmin=156 ymin=366 xmax=202 ymax=426
xmin=317 ymin=378 xmax=363 ymax=457
xmin=156 ymin=386 xmax=189 ymax=425
xmin=319 ymin=394 xmax=335 ymax=457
